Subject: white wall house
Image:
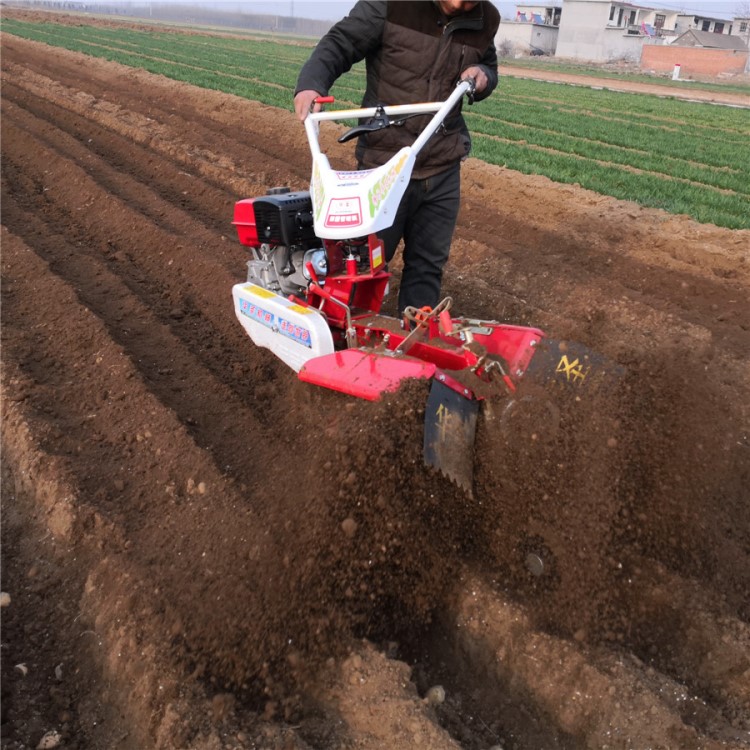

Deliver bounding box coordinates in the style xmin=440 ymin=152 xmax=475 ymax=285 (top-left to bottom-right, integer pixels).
xmin=555 ymin=0 xmax=680 ymax=62
xmin=674 ymin=13 xmax=734 ymax=36
xmin=513 ymin=2 xmax=562 ymax=25
xmin=495 ymin=3 xmax=561 ymax=56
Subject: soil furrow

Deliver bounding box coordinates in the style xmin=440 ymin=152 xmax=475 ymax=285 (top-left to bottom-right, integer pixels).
xmin=452 ymin=191 xmax=750 ymax=359
xmin=0 ymin=90 xmax=229 ymax=241
xmin=0 ymin=183 xmax=273 ymax=491
xmin=0 ymin=102 xmax=286 ymax=412
xmin=440 ymin=574 xmax=749 ymax=747
xmin=0 ymin=42 xmax=313 ymax=193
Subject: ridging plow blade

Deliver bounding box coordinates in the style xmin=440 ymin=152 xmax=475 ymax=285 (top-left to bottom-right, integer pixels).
xmin=423 ymin=378 xmax=481 ymax=495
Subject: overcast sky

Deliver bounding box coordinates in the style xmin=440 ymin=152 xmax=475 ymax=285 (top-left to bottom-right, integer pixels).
xmin=265 ymin=1 xmax=745 ymax=21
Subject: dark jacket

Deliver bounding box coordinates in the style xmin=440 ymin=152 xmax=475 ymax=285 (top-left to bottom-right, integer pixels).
xmin=295 ymin=0 xmax=500 ymax=179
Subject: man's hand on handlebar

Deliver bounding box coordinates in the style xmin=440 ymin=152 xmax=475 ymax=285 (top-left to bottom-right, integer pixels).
xmin=461 ymin=66 xmax=488 ymax=94
xmin=294 ymin=89 xmax=323 ymax=121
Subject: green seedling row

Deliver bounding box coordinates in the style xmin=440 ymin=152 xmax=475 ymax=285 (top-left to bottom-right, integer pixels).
xmin=466 ymin=114 xmax=749 ymax=195
xmin=471 ymin=137 xmax=750 ymax=228
xmin=3 ymin=18 xmax=748 ymax=229
xmin=503 ymin=89 xmax=749 ymax=138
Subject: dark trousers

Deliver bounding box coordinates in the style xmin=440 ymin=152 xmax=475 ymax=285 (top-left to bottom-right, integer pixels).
xmin=377 ymin=162 xmax=461 ymax=315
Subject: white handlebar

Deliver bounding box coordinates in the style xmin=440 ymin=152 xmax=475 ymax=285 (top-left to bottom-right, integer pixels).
xmin=304 ymin=79 xmax=473 ymax=159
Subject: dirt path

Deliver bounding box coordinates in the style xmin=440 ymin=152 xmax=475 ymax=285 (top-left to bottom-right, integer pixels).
xmin=500 ymin=66 xmax=750 ymax=108
xmin=1 ymin=26 xmax=749 ymax=750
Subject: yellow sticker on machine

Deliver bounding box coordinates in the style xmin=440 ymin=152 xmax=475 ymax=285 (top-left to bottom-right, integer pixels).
xmin=241 ymin=285 xmax=313 ymax=315
xmin=244 ymin=284 xmax=276 ymax=298
xmin=371 ymin=242 xmax=384 ymax=270
xmin=288 ymin=304 xmax=313 ymax=315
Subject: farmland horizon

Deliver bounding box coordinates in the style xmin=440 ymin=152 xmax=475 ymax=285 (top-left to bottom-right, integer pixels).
xmin=4 ymin=0 xmax=746 ymax=23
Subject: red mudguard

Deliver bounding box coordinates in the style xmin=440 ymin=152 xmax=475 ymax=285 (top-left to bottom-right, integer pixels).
xmin=299 ymin=349 xmax=436 ymax=401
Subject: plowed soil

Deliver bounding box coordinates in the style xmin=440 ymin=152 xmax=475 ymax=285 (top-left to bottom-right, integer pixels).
xmin=2 ymin=16 xmax=750 ymax=750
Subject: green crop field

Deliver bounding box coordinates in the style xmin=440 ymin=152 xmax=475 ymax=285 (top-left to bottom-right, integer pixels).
xmin=3 ymin=17 xmax=749 ymax=229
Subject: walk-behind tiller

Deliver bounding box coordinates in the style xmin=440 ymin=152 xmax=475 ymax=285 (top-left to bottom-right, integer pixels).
xmin=231 ymin=81 xmax=602 ymax=493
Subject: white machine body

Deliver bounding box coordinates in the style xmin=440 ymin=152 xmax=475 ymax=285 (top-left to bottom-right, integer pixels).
xmin=232 ymin=282 xmax=334 ymax=372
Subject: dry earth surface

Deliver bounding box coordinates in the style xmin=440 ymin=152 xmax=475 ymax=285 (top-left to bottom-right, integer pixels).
xmin=2 ymin=12 xmax=750 ymax=750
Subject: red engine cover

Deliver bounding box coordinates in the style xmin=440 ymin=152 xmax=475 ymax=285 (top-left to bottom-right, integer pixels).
xmin=233 ymin=199 xmax=259 ymax=247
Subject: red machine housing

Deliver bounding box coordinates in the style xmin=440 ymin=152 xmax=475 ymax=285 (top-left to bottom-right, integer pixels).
xmin=233 ymin=194 xmax=544 ymax=402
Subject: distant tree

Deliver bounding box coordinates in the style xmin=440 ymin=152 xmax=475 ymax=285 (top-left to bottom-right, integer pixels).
xmin=735 ymin=1 xmax=750 ymax=45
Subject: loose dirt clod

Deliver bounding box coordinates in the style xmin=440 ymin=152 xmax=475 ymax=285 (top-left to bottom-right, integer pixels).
xmin=426 ymin=684 xmax=446 ymax=705
xmin=341 ymin=517 xmax=358 ymax=538
xmin=36 ymin=731 xmax=61 ymax=750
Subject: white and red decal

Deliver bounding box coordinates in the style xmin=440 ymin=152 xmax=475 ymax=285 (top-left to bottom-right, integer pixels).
xmin=324 ymin=197 xmax=362 ymax=228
